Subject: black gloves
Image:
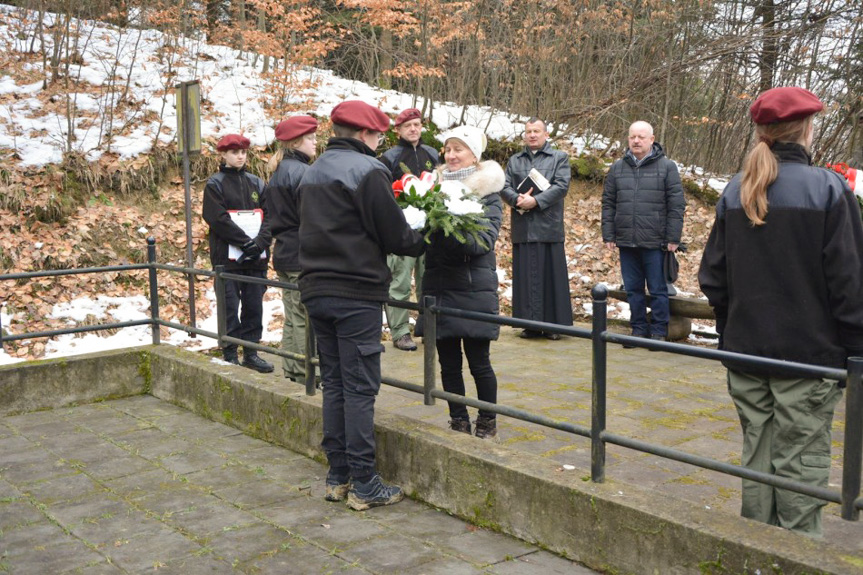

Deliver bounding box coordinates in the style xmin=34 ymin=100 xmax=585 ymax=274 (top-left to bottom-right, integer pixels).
xmin=235 ymin=239 xmax=262 ymax=264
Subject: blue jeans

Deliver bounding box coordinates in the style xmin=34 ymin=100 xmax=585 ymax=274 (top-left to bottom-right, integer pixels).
xmin=304 ymin=296 xmax=384 ymax=479
xmin=619 ymin=247 xmax=669 ymax=337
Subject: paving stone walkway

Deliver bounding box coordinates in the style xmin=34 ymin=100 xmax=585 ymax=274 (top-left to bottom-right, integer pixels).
xmin=0 ymin=395 xmax=598 ymax=574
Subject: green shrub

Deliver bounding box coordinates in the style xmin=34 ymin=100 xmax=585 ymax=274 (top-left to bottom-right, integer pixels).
xmin=682 ymin=177 xmax=720 ymax=205
xmin=569 ymin=154 xmax=607 ymax=183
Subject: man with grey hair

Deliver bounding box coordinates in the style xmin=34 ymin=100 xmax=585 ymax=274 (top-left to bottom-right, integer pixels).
xmin=602 ymin=121 xmax=685 ymax=346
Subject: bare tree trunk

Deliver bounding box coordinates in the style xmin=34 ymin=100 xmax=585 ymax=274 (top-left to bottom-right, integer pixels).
xmin=756 ymin=0 xmax=776 ymax=93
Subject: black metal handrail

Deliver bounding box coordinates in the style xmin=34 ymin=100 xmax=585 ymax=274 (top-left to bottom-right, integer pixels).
xmin=0 ymin=237 xmax=860 ymax=521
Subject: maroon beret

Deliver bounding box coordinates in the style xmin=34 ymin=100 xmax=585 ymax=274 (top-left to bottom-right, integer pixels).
xmin=216 ymin=134 xmax=250 ymax=151
xmin=750 ymin=87 xmax=823 ymax=125
xmin=394 ymin=108 xmax=422 ymax=126
xmin=331 ymin=100 xmax=390 ymax=132
xmin=275 ymin=115 xmax=318 ymax=141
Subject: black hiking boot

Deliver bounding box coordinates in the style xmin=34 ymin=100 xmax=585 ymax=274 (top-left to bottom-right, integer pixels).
xmin=242 ymin=353 xmax=274 ymax=373
xmin=347 ymin=475 xmax=404 ymax=511
xmin=449 ymin=418 xmax=471 ymax=434
xmin=324 ymin=469 xmax=350 ymax=502
xmin=222 ymin=346 xmax=240 ymax=365
xmin=474 ymin=415 xmax=497 ymax=439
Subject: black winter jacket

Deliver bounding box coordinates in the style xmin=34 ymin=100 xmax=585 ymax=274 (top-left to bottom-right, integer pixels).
xmin=202 ymin=165 xmax=270 ymax=271
xmin=500 ymin=142 xmax=571 ymax=243
xmin=601 ymin=143 xmax=685 ymax=249
xmin=379 ymin=138 xmax=440 ymax=181
xmin=422 ymin=161 xmax=505 ymax=340
xmin=298 ymin=138 xmax=425 ymax=302
xmin=266 ymin=151 xmax=310 ymax=272
xmin=698 ymin=142 xmax=863 ymax=371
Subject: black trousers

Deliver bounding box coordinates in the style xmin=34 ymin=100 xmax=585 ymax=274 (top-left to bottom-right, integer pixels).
xmin=436 ymin=337 xmax=497 ymax=420
xmin=305 ymin=296 xmax=384 ymax=479
xmin=223 ymin=269 xmax=267 ymax=351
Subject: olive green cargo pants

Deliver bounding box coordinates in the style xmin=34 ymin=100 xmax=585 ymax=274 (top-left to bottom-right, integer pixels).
xmin=278 ymin=271 xmax=307 ymax=381
xmin=384 ymin=254 xmax=424 ymax=340
xmin=727 ymin=369 xmax=842 ymax=537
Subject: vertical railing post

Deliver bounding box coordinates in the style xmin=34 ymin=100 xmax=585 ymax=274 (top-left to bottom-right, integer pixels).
xmin=591 ymin=284 xmax=609 ymax=483
xmin=304 ymin=307 xmax=317 ymax=397
xmin=214 ymin=265 xmax=227 ymax=351
xmin=0 ymin=300 xmax=5 ymax=354
xmin=842 ymin=356 xmax=863 ymax=520
xmin=147 ymin=237 xmax=161 ymax=345
xmin=422 ymin=295 xmax=437 ymax=406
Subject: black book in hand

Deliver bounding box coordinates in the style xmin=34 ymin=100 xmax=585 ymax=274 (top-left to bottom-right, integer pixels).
xmin=516 ymin=168 xmax=551 ymax=196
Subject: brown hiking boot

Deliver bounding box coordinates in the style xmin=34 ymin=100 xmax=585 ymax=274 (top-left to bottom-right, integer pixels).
xmin=474 ymin=415 xmax=497 ymax=439
xmin=449 ymin=418 xmax=471 ymax=434
xmin=393 ymin=334 xmax=418 ymax=351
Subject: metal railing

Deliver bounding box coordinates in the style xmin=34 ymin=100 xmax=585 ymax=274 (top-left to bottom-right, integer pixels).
xmin=1 ymin=238 xmax=860 ymax=521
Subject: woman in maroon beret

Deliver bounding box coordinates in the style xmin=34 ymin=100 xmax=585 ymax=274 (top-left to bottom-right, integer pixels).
xmin=202 ymin=134 xmax=274 ymax=373
xmin=699 ymin=87 xmax=863 ymax=536
xmin=266 ymin=115 xmax=318 ymax=384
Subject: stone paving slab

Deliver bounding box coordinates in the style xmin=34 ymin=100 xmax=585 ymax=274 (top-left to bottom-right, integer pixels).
xmin=0 ymin=395 xmax=597 ymax=574
xmin=367 ymin=324 xmax=863 ymax=553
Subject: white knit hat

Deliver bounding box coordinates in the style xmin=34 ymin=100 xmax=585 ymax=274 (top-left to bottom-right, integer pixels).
xmin=440 ymin=125 xmax=487 ymax=161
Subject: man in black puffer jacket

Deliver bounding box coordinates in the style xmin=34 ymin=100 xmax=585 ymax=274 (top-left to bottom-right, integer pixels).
xmin=299 ymin=101 xmax=425 ymax=511
xmin=202 ymin=134 xmax=274 ymax=373
xmin=602 ymin=121 xmax=685 ymax=343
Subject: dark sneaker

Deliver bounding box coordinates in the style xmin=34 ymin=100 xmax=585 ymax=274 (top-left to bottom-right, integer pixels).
xmin=622 ymin=333 xmax=647 ymax=349
xmin=242 ymin=354 xmax=274 ymax=373
xmin=347 ymin=475 xmax=404 ymax=511
xmin=545 ymin=332 xmax=561 ymax=341
xmin=449 ymin=418 xmax=471 ymax=434
xmin=393 ymin=334 xmax=418 ymax=351
xmin=648 ymin=334 xmax=666 ymax=352
xmin=324 ymin=471 xmax=349 ymax=502
xmin=223 ymin=346 xmax=240 ymax=365
xmin=519 ymin=329 xmax=542 ymax=339
xmin=474 ymin=415 xmax=497 ymax=439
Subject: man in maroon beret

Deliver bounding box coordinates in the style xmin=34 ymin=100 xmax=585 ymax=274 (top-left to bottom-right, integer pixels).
xmin=379 ymin=108 xmax=440 ymax=351
xmin=203 ymin=133 xmax=274 ymax=373
xmin=298 ymin=100 xmax=424 ymax=510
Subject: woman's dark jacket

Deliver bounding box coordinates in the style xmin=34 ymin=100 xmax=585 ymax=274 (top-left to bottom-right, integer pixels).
xmin=698 ymin=142 xmax=863 ymax=372
xmin=422 ymin=161 xmax=505 ymax=340
xmin=266 ymin=151 xmax=310 ymax=273
xmin=500 ymin=141 xmax=571 ymax=243
xmin=202 ymin=165 xmax=270 ymax=271
xmin=601 ymin=143 xmax=685 ymax=249
xmin=298 ymin=138 xmax=425 ymax=303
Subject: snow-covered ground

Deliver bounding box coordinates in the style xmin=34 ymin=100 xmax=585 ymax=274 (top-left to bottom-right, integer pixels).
xmin=0 ymin=5 xmax=722 ymax=365
xmin=0 ymin=4 xmax=616 ymax=168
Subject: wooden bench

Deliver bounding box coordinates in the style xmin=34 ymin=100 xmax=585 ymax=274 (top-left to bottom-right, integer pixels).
xmin=606 ymin=288 xmax=714 ymax=341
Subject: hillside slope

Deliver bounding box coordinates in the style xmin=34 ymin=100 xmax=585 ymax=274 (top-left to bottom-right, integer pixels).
xmin=0 ymin=159 xmax=717 ymax=361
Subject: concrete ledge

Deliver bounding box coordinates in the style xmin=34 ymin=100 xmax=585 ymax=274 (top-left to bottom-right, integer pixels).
xmin=3 ymin=346 xmax=860 ymax=574
xmin=0 ymin=346 xmax=151 ymax=415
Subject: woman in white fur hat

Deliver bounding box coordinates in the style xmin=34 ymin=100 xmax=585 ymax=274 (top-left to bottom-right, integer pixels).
xmin=422 ymin=125 xmax=505 ymax=439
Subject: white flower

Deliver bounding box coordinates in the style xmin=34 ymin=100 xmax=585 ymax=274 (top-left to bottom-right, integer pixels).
xmin=437 ymin=180 xmax=471 ymax=200
xmin=444 ymin=196 xmax=484 ymax=216
xmin=402 ymin=205 xmax=427 ymax=230
xmin=403 ymin=175 xmax=433 ymax=195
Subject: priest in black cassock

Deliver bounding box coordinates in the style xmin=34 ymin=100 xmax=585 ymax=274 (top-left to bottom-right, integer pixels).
xmin=501 ymin=118 xmax=573 ymax=339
